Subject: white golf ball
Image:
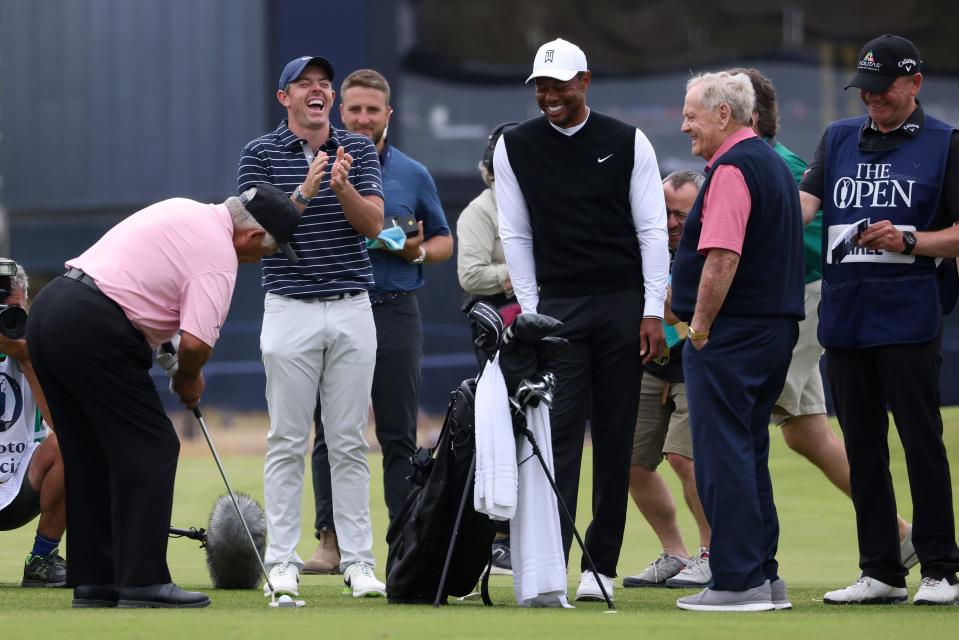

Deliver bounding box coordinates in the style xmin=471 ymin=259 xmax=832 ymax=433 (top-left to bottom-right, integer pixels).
xmin=278 ymin=594 xmax=292 ymax=603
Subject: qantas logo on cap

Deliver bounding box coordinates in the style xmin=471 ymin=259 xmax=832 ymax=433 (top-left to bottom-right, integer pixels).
xmin=859 ymin=50 xmax=882 ymax=71
xmin=898 ymin=58 xmax=917 ymax=71
xmin=544 ymin=50 xmax=554 ymax=63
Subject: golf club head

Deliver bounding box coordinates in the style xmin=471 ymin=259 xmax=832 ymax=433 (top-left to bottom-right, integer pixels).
xmin=205 ymin=493 xmax=267 ymax=589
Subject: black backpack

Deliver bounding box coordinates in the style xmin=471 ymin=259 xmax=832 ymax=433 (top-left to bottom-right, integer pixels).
xmin=385 ymin=378 xmax=497 ymax=604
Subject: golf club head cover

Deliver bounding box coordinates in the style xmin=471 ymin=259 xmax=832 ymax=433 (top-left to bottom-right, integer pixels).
xmin=467 ymin=300 xmax=504 ymax=361
xmin=499 ymin=313 xmax=563 ymax=393
xmin=155 ymin=333 xmax=181 ymax=379
xmin=205 ymin=493 xmax=267 ymax=589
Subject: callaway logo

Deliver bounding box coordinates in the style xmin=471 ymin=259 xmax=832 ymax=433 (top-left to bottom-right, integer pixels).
xmin=859 ymin=50 xmax=882 ymax=71
xmin=898 ymin=58 xmax=917 ymax=71
xmin=903 ymin=123 xmax=920 ymax=133
xmin=597 ymin=154 xmax=613 ymax=163
xmin=544 ymin=50 xmax=554 ymax=63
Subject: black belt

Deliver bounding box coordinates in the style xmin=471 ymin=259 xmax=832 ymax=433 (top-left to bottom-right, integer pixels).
xmin=299 ymin=290 xmax=364 ymax=303
xmin=370 ymin=290 xmax=413 ymax=306
xmin=64 ymin=268 xmax=101 ymax=293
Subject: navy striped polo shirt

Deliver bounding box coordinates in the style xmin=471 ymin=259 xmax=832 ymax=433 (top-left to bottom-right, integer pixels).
xmin=238 ymin=120 xmax=384 ymax=298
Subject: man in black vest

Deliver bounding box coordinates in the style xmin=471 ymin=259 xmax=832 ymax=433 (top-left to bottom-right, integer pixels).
xmin=493 ymin=37 xmax=669 ymax=603
xmin=671 ymin=71 xmax=804 ymax=612
xmin=800 ymin=34 xmax=959 ymax=606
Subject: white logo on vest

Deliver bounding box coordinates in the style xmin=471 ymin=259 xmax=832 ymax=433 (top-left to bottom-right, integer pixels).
xmin=832 ymin=163 xmax=915 ymax=210
xmin=0 ymin=373 xmax=23 ymax=433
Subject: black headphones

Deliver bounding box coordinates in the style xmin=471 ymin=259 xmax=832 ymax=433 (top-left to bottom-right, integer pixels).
xmin=481 ymin=121 xmax=520 ymax=174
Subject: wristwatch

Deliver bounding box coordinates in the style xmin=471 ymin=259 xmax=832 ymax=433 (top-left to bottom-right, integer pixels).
xmin=410 ymin=247 xmax=427 ymax=264
xmin=901 ymin=231 xmax=917 ymax=256
xmin=688 ymin=326 xmax=710 ymax=341
xmin=292 ymin=185 xmax=311 ymax=206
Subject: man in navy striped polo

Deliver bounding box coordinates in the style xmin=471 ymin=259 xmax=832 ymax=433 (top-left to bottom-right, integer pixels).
xmin=237 ymin=55 xmax=387 ymax=599
xmin=305 ymin=69 xmax=452 ymax=575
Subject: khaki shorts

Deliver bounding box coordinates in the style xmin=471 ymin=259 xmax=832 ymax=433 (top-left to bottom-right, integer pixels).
xmin=771 ymin=280 xmax=827 ymax=425
xmin=631 ymin=374 xmax=692 ymax=470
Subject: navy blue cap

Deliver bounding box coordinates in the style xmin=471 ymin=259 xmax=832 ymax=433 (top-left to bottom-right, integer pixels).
xmin=278 ymin=56 xmax=335 ymax=91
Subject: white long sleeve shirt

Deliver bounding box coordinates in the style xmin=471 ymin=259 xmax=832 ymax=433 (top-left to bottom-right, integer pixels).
xmin=493 ymin=110 xmax=669 ymax=316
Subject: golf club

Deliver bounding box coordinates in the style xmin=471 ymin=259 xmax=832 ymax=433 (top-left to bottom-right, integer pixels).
xmin=161 ymin=342 xmax=304 ymax=609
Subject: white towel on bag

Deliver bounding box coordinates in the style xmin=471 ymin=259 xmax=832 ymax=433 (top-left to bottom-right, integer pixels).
xmin=511 ymin=403 xmax=570 ymax=607
xmin=472 ymin=353 xmax=517 ymax=520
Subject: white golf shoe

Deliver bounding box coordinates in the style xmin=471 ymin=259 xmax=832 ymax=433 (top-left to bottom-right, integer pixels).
xmin=575 ymin=571 xmax=614 ymax=602
xmin=913 ymin=577 xmax=959 ymax=605
xmin=823 ymin=576 xmax=906 ymax=604
xmin=343 ymin=561 xmax=386 ymax=598
xmin=263 ymin=561 xmax=299 ymax=597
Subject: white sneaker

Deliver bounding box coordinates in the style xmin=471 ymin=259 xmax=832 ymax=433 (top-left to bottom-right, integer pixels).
xmin=575 ymin=571 xmax=614 ymax=602
xmin=823 ymin=576 xmax=906 ymax=604
xmin=343 ymin=561 xmax=386 ymax=598
xmin=913 ymin=577 xmax=959 ymax=605
xmin=666 ymin=547 xmax=712 ymax=588
xmin=263 ymin=561 xmax=299 ymax=597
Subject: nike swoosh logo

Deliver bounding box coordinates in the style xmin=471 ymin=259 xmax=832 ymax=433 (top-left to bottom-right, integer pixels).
xmin=597 ymin=154 xmax=613 ymax=163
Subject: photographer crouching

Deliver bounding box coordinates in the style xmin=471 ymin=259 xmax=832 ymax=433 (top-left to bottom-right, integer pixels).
xmin=0 ymin=259 xmax=67 ymax=587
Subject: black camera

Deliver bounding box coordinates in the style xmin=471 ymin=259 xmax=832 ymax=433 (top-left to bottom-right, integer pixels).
xmin=0 ymin=260 xmax=27 ymax=340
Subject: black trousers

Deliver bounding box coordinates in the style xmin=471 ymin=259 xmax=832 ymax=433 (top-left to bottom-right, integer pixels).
xmin=827 ymin=334 xmax=959 ymax=586
xmin=26 ymin=276 xmax=179 ymax=588
xmin=536 ymin=289 xmax=644 ymax=577
xmin=312 ymin=293 xmax=422 ymax=531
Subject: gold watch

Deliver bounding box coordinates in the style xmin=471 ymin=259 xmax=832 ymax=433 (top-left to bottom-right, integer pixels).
xmin=688 ymin=326 xmax=710 ymax=341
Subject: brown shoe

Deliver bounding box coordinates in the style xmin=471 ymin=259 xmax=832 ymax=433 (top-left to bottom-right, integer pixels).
xmin=302 ymin=530 xmax=341 ymax=575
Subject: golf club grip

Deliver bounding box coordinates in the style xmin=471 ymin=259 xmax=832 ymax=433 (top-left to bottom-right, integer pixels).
xmin=161 ymin=341 xmax=176 ymax=355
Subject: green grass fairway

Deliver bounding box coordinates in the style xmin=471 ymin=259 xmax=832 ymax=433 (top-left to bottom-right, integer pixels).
xmin=1 ymin=409 xmax=957 ymax=638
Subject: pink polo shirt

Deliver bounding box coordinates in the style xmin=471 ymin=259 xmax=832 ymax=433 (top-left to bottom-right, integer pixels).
xmin=698 ymin=128 xmax=757 ymax=256
xmin=67 ymin=198 xmax=238 ymax=349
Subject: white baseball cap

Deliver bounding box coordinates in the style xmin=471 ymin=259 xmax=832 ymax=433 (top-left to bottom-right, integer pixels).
xmin=526 ymin=38 xmax=589 ymax=83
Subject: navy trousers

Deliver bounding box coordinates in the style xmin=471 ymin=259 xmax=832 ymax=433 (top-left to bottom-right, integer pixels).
xmin=312 ymin=293 xmax=422 ymax=531
xmin=683 ymin=315 xmax=797 ymax=591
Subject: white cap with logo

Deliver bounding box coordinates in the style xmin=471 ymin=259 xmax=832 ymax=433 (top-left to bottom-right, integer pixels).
xmin=526 ymin=38 xmax=589 ymax=83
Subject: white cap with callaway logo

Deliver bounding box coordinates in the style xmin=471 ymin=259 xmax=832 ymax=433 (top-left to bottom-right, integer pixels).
xmin=526 ymin=38 xmax=589 ymax=83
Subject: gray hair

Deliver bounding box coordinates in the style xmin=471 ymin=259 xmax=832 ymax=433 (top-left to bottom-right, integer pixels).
xmin=0 ymin=258 xmax=28 ymax=300
xmin=224 ymin=196 xmax=277 ymax=250
xmin=663 ymin=170 xmax=705 ymax=192
xmin=686 ymin=72 xmax=756 ymax=126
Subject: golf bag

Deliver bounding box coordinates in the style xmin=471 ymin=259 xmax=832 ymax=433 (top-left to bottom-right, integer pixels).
xmin=385 ymin=378 xmax=497 ymax=604
xmin=169 ymin=492 xmax=267 ymax=589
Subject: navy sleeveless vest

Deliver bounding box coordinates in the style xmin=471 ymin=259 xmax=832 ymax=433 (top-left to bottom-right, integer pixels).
xmin=819 ymin=114 xmax=953 ymax=348
xmin=671 ymin=137 xmax=805 ymax=321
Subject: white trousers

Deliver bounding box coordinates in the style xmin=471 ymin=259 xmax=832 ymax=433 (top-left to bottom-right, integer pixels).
xmin=260 ymin=292 xmax=377 ymax=569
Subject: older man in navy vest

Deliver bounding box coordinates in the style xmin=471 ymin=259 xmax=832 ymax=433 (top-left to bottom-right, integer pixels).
xmin=671 ymin=71 xmax=804 ymax=612
xmin=800 ymin=34 xmax=959 ymax=606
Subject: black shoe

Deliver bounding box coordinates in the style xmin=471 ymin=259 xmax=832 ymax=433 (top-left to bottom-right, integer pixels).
xmin=491 ymin=539 xmax=512 ymax=576
xmin=117 ymin=583 xmax=211 ymax=608
xmin=73 ymin=584 xmax=119 ymax=608
xmin=22 ymin=548 xmax=67 ymax=587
